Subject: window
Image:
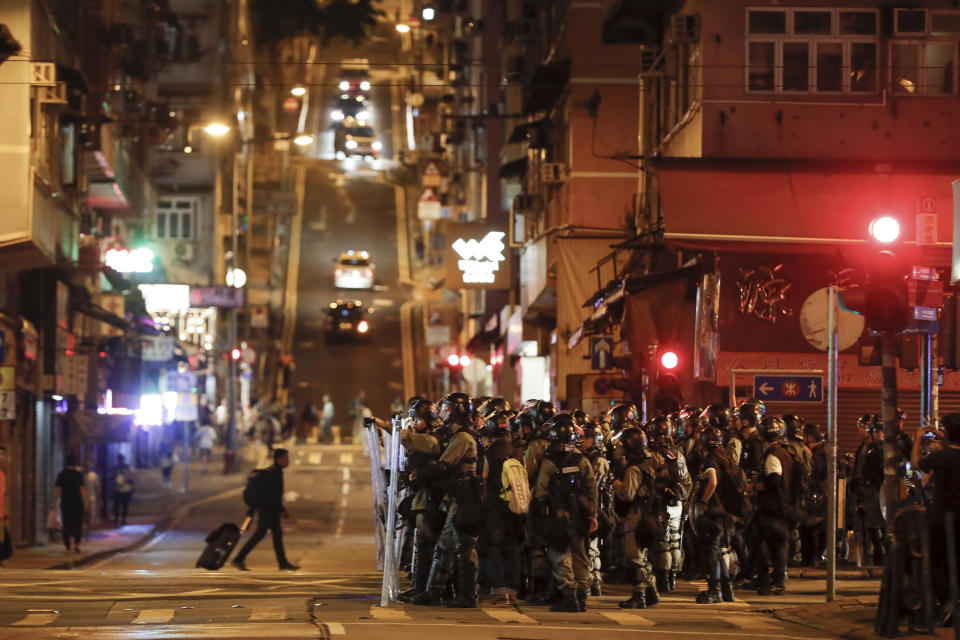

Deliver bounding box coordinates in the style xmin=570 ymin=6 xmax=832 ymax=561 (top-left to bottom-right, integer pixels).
xmin=155 ymin=198 xmax=196 ymax=240
xmin=817 ymin=42 xmax=843 ymax=92
xmin=783 ymin=42 xmax=810 ymax=91
xmin=748 ymin=41 xmax=775 ymax=90
xmin=889 ymin=10 xmax=960 ymax=96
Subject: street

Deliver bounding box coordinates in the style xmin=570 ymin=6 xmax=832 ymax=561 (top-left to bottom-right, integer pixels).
xmin=0 ymin=442 xmax=877 ymax=639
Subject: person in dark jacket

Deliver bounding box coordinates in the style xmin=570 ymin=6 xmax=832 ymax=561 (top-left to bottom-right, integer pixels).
xmin=55 ymin=454 xmax=87 ymax=553
xmin=232 ymin=449 xmax=298 ymax=571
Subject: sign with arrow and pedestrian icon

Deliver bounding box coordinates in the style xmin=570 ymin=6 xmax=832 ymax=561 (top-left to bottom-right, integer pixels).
xmin=753 ymin=374 xmax=823 ymax=403
xmin=591 ymin=337 xmax=614 ymax=370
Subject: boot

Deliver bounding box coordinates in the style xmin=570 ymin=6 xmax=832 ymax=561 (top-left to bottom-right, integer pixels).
xmin=696 ymin=581 xmax=722 ymax=604
xmin=576 ymin=587 xmax=587 ymax=612
xmin=720 ymin=579 xmax=736 ymax=603
xmin=667 ymin=570 xmax=678 ymax=592
xmin=412 ymin=553 xmax=447 ymax=606
xmin=549 ymin=589 xmax=580 ymax=612
xmin=590 ymin=579 xmax=602 ymax=597
xmin=446 ymin=557 xmax=478 ymax=608
xmin=399 ymin=540 xmax=433 ymax=603
xmin=654 ymin=570 xmax=668 ymax=594
xmin=645 ymin=585 xmax=660 ymax=606
xmin=525 ymin=577 xmax=551 ymax=605
xmin=618 ymin=591 xmax=647 ymax=609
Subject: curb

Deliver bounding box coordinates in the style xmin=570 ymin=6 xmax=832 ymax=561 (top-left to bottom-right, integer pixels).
xmin=793 ymin=567 xmax=882 ymax=580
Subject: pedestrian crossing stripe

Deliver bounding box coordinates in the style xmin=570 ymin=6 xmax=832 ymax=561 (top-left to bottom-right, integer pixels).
xmin=248 ymin=607 xmax=288 ymax=621
xmin=131 ymin=609 xmax=176 ymax=624
xmin=480 ymin=607 xmax=536 ymax=624
xmin=598 ymin=610 xmax=656 ymax=626
xmin=322 ymin=622 xmax=346 ymax=635
xmin=717 ymin=614 xmax=785 ymax=630
xmin=11 ymin=612 xmax=59 ymax=626
xmin=368 ymin=604 xmax=411 ymax=620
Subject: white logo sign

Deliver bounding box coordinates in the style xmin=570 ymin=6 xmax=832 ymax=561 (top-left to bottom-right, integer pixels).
xmin=451 ymin=232 xmax=506 ymax=283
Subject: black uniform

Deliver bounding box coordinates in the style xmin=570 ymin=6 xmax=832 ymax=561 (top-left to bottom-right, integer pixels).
xmin=235 ymin=464 xmax=291 ymax=567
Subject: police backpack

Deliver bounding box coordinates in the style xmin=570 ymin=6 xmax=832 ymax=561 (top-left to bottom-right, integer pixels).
xmin=500 ymin=457 xmax=531 ymax=515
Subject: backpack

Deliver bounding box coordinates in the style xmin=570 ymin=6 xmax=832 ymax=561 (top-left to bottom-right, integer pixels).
xmin=500 ymin=458 xmax=531 ymax=515
xmin=242 ymin=469 xmax=267 ymax=510
xmin=707 ymin=453 xmax=751 ymax=519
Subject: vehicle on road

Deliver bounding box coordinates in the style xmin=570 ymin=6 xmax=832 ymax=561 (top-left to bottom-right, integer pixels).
xmin=338 ymin=58 xmax=371 ymax=100
xmin=333 ymin=125 xmax=382 ymax=159
xmin=330 ymin=97 xmax=370 ymax=126
xmin=324 ymin=299 xmax=372 ymax=342
xmin=334 ymin=250 xmax=375 ymax=289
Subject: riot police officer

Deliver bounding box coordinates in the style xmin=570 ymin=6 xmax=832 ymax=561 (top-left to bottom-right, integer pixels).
xmin=605 ymin=403 xmax=639 ymax=473
xmin=693 ymin=426 xmax=739 ymax=603
xmin=850 ymin=414 xmax=885 ymax=566
xmin=613 ymin=427 xmax=661 ymax=609
xmin=755 ymin=416 xmax=797 ymax=595
xmin=398 ymin=399 xmax=445 ymax=602
xmin=734 ymin=401 xmax=766 ymax=475
xmin=648 ymin=414 xmax=691 ymax=592
xmin=413 ymin=393 xmax=483 ymax=608
xmin=580 ymin=421 xmax=611 ymax=596
xmin=533 ymin=414 xmax=598 ymax=612
xmin=518 ymin=399 xmax=556 ymax=604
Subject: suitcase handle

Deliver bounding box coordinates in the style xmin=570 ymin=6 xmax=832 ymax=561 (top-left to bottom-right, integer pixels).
xmin=240 ymin=515 xmax=253 ymax=534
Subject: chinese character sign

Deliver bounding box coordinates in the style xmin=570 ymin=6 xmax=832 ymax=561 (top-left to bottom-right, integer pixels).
xmin=736 ymin=264 xmax=793 ymax=324
xmin=445 ymin=223 xmax=512 ymax=289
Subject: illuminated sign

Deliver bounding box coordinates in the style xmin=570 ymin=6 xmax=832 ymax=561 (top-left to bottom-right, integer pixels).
xmin=105 ymin=248 xmax=154 ymax=273
xmin=445 ymin=224 xmax=512 ymax=289
xmin=139 ymin=284 xmax=190 ymax=313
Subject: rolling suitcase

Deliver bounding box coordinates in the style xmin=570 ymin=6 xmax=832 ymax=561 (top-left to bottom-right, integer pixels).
xmin=196 ymin=515 xmax=252 ymax=570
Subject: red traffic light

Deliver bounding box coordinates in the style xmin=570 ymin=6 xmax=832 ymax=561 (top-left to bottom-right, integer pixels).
xmin=660 ymin=350 xmax=679 ymax=370
xmin=231 ymin=348 xmax=241 ymax=361
xmin=868 ymin=216 xmax=900 ymax=244
xmin=447 ymin=353 xmax=460 ymax=367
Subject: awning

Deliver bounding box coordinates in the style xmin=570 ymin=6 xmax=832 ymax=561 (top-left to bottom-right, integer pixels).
xmin=499 ymin=156 xmax=528 ymax=180
xmin=655 ymin=158 xmax=960 ymax=254
xmin=70 ymin=410 xmax=134 ymax=444
xmin=525 ymin=59 xmax=571 ymax=115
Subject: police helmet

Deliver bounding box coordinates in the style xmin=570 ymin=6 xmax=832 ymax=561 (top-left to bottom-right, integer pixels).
xmin=857 ymin=413 xmax=881 ymax=432
xmin=606 ymin=403 xmax=639 ymax=432
xmin=546 ymin=413 xmax=578 ymax=446
xmin=572 ymin=408 xmax=591 ymax=425
xmin=758 ymin=415 xmax=787 ymax=442
xmin=407 ymin=399 xmax=437 ymax=422
xmin=620 ymin=426 xmax=650 ymax=459
xmin=581 ymin=421 xmax=605 ymax=451
xmin=783 ymin=414 xmax=805 ymax=441
xmin=482 ymin=410 xmax=514 ymax=440
xmin=699 ymin=426 xmax=724 ymax=450
xmin=737 ymin=401 xmax=765 ymax=428
xmin=438 ymin=392 xmax=473 ymax=421
xmin=406 ymin=395 xmax=429 ymax=409
xmin=803 ymin=422 xmax=825 ymax=443
xmin=700 ymin=404 xmax=732 ymax=430
xmin=476 ymin=397 xmax=511 ymax=420
xmin=647 ymin=414 xmax=680 ymax=445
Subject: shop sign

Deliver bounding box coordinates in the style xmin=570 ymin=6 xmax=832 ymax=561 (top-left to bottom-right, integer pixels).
xmin=445 ymin=223 xmax=511 ymax=290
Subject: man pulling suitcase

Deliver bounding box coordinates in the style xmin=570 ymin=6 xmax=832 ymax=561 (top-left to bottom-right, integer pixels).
xmin=232 ymin=448 xmax=299 ymax=571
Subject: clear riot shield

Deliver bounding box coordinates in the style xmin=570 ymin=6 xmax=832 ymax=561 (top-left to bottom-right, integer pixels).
xmin=380 ymin=414 xmax=405 ymax=607
xmin=365 ymin=421 xmax=386 ymax=570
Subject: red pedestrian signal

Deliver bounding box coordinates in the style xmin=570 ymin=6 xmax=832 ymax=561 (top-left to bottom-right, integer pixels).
xmin=868 ymin=216 xmax=900 ymax=244
xmin=660 ymin=350 xmax=679 ymax=370
xmin=653 ymin=347 xmax=682 ymax=414
xmin=231 ymin=348 xmax=241 ymax=361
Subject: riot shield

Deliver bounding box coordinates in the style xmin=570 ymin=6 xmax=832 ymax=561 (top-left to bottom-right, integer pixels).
xmin=380 ymin=414 xmax=405 ymax=606
xmin=365 ymin=421 xmax=386 ymax=570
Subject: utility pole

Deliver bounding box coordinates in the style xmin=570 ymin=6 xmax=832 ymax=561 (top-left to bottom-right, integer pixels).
xmin=880 ymin=331 xmax=900 ymax=523
xmin=825 ymin=286 xmax=839 ymax=602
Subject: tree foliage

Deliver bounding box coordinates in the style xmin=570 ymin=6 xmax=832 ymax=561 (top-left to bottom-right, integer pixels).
xmin=252 ymin=0 xmax=384 ymax=47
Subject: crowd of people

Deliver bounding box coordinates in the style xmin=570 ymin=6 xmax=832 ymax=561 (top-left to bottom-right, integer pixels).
xmin=371 ymin=392 xmax=959 ymax=616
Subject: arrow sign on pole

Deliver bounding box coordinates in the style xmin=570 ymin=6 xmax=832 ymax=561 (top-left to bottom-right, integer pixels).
xmin=591 ymin=337 xmax=613 ymax=370
xmin=753 ymin=374 xmax=824 ymax=403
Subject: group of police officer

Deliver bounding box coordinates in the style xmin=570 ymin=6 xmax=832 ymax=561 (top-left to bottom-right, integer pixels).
xmin=381 ymin=392 xmax=865 ymax=612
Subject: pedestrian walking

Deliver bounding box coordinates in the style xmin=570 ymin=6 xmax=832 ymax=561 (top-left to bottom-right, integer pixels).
xmin=196 ymin=423 xmax=217 ymax=469
xmin=55 ymin=454 xmax=87 ymax=553
xmin=232 ymin=448 xmax=299 ymax=571
xmin=113 ymin=454 xmax=134 ymax=525
xmin=84 ymin=462 xmax=101 ymax=537
xmin=321 ymin=394 xmax=335 ymax=444
xmin=159 ymin=445 xmax=174 ymax=489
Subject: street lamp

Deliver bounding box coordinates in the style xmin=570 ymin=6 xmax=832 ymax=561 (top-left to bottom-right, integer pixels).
xmin=204 ymin=122 xmax=231 ymax=136
xmin=291 ymin=85 xmax=306 ymax=97
xmin=226 ymin=267 xmax=247 ymax=288
xmin=395 ymin=23 xmax=411 ymax=33
xmin=422 ymin=7 xmax=436 ymax=20
xmin=293 ymin=134 xmax=314 ymax=146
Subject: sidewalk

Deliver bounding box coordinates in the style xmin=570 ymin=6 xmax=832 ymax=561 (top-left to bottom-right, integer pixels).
xmin=5 ymin=443 xmax=268 ymax=570
xmin=774 ymin=596 xmax=956 ymax=639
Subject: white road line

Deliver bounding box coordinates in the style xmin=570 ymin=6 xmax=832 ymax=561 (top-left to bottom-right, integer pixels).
xmin=131 ymin=609 xmax=176 ymax=624
xmin=599 ymin=610 xmax=657 ymax=626
xmin=248 ymin=607 xmax=287 ymax=621
xmin=718 ymin=615 xmax=785 ymax=630
xmin=340 ymin=453 xmax=354 ymax=465
xmin=481 ymin=607 xmax=536 ymax=624
xmin=308 ymin=453 xmax=322 ymax=465
xmin=323 ymin=622 xmax=346 ymax=635
xmin=368 ymin=604 xmax=411 ymax=620
xmin=372 ymin=298 xmax=395 ymax=307
xmin=11 ymin=612 xmax=59 ymax=626
xmin=0 ymin=624 xmax=320 ymax=638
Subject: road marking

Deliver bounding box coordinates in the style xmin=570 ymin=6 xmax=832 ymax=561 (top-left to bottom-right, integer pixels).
xmin=309 ymin=453 xmax=322 ymax=465
xmin=249 ymin=607 xmax=287 ymax=621
xmin=481 ymin=607 xmax=536 ymax=624
xmin=372 ymin=298 xmax=394 ymax=307
xmin=280 ymin=164 xmax=307 ymax=355
xmin=599 ymin=610 xmax=656 ymax=626
xmin=323 ymin=622 xmax=346 ymax=635
xmin=718 ymin=615 xmax=784 ymax=630
xmin=132 ymin=609 xmax=176 ymax=624
xmin=11 ymin=612 xmax=59 ymax=626
xmin=1 ymin=624 xmax=321 ymax=638
xmin=368 ymin=604 xmax=410 ymax=620
xmin=340 ymin=453 xmax=354 ymax=465
xmin=394 ymin=184 xmax=411 ymax=283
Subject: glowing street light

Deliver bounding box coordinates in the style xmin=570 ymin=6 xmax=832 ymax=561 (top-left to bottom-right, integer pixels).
xmin=291 ymin=85 xmax=306 ymax=97
xmin=422 ymin=7 xmax=436 ymax=20
xmin=395 ymin=23 xmax=411 ymax=33
xmin=293 ymin=134 xmax=314 ymax=146
xmin=869 ymin=216 xmax=901 ymax=244
xmin=226 ymin=268 xmax=247 ymax=288
xmin=204 ymin=122 xmax=230 ymax=136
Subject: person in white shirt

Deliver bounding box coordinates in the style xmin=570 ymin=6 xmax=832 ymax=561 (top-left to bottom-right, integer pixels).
xmin=196 ymin=424 xmax=217 ymax=468
xmin=321 ymin=395 xmax=335 ymax=444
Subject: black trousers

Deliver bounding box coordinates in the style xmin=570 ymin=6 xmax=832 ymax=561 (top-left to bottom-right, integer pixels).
xmin=114 ymin=491 xmax=132 ymax=523
xmin=61 ymin=502 xmax=83 ymax=548
xmin=236 ymin=509 xmax=288 ymax=565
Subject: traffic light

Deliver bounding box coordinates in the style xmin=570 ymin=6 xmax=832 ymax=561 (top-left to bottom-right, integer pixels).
xmin=653 ymin=347 xmax=682 ymax=414
xmin=231 ymin=348 xmax=241 ymax=361
xmin=840 ymin=218 xmax=909 ymax=332
xmin=447 ymin=353 xmax=470 ymax=367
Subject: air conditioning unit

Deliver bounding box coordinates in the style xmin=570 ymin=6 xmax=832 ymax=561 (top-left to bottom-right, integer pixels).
xmin=671 ymin=14 xmax=700 ymax=43
xmin=541 ymin=162 xmax=567 ymax=184
xmin=173 ymin=242 xmax=195 ymax=263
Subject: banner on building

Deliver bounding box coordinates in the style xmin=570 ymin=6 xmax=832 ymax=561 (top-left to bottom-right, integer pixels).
xmin=141 ymin=335 xmax=175 ymax=362
xmin=445 ymin=223 xmax=511 ymax=290
xmin=694 ymin=273 xmax=720 ymax=381
xmin=189 ymin=286 xmax=246 ymax=309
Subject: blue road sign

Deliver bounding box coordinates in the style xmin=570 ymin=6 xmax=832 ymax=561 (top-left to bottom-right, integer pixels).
xmin=753 ymin=375 xmax=823 ymax=403
xmin=591 ymin=337 xmax=614 ymax=370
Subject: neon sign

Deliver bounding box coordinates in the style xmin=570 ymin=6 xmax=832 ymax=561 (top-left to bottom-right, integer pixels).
xmin=452 ymin=231 xmax=506 ymax=284
xmin=105 ymin=248 xmax=155 ymax=273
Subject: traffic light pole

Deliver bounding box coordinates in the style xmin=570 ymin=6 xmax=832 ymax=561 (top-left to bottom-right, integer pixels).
xmin=826 ymin=287 xmax=839 ymax=602
xmin=880 ymin=331 xmax=900 ymax=524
